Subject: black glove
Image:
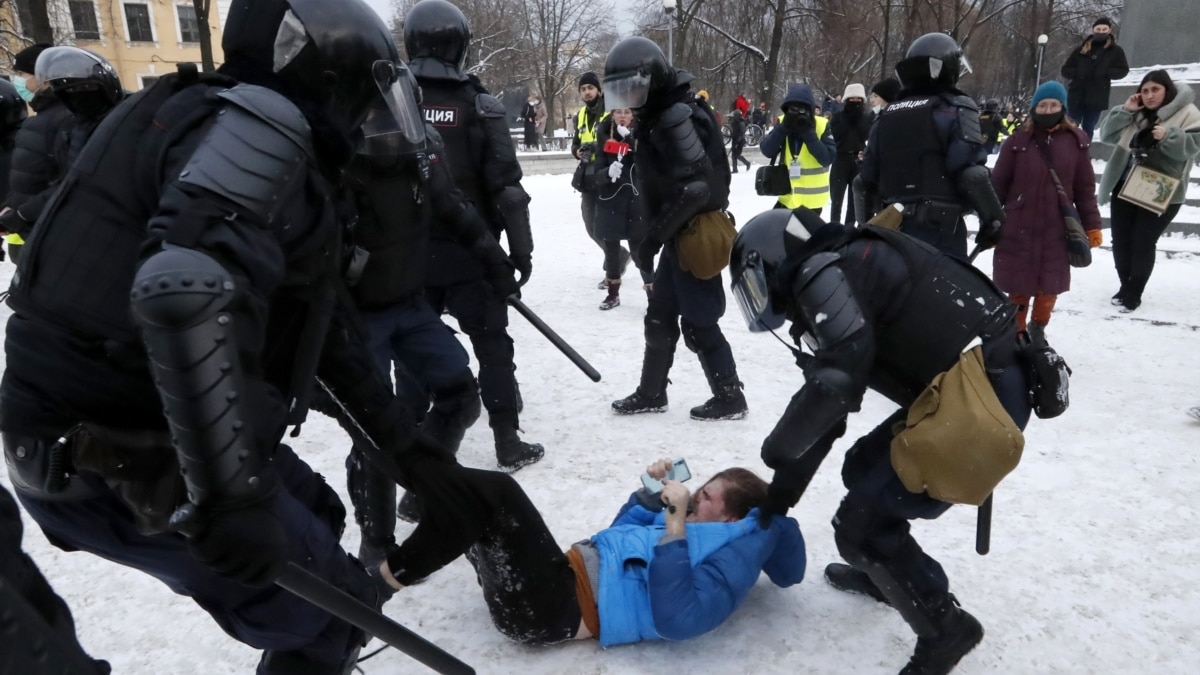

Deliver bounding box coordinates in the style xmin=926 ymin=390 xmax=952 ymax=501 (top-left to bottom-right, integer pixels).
xmin=975 ymin=219 xmax=1003 ymax=250
xmin=473 ymin=239 xmax=520 ymax=299
xmin=635 ymin=238 xmax=662 ymax=274
xmin=758 ymin=466 xmax=807 ymax=528
xmin=511 ymin=254 xmax=533 ymax=286
xmin=186 ymin=500 xmax=288 ymax=586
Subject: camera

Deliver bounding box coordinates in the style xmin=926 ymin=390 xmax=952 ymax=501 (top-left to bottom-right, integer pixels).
xmin=578 ymin=142 xmax=597 ymax=161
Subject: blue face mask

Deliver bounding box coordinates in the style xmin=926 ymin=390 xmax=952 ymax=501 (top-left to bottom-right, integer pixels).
xmin=12 ymin=76 xmax=34 ymax=103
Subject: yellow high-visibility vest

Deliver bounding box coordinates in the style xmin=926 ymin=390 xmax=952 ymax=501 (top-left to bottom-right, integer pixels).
xmin=775 ymin=114 xmax=831 ymax=210
xmin=576 ymin=106 xmax=609 ymax=158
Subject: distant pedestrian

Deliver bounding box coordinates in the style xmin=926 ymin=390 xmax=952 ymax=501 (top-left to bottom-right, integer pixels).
xmin=729 ymin=109 xmax=751 ymax=173
xmin=1060 ymin=16 xmax=1129 ymax=138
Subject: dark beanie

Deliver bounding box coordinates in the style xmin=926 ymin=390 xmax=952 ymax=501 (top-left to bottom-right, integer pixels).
xmin=1139 ymin=69 xmax=1178 ymax=106
xmin=1093 ymin=16 xmax=1113 ymax=29
xmin=13 ymin=42 xmax=52 ymax=75
xmin=871 ymin=77 xmax=902 ymax=104
xmin=578 ymin=72 xmax=601 ymax=90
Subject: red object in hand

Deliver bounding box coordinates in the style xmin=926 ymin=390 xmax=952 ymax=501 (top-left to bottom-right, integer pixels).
xmin=603 ymin=139 xmax=630 ymax=155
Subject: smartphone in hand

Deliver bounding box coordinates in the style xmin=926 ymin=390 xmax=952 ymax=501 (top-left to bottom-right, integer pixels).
xmin=641 ymin=458 xmax=691 ymax=494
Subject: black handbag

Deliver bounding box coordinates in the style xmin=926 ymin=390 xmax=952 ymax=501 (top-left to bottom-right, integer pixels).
xmin=755 ymin=155 xmax=791 ymax=196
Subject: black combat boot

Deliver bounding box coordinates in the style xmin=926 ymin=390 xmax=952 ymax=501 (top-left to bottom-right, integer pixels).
xmin=613 ymin=346 xmax=673 ymax=414
xmin=690 ymin=359 xmax=748 ymax=421
xmin=421 ymin=375 xmax=481 ymax=454
xmin=491 ymin=414 xmax=544 ymax=473
xmin=824 ymin=562 xmax=891 ymax=605
xmin=899 ymin=595 xmax=984 ymax=675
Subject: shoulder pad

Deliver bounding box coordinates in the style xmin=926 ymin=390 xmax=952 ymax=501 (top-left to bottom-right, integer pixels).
xmin=178 ymin=102 xmax=308 ymax=223
xmin=410 ymin=57 xmax=468 ymax=83
xmin=475 ymin=93 xmax=507 ymax=119
xmin=943 ymin=93 xmax=979 ymax=112
xmin=793 ymin=254 xmax=867 ymax=350
xmin=660 ymin=102 xmax=693 ymax=128
xmin=956 ymin=104 xmax=985 ymax=145
xmin=218 ymin=84 xmax=315 ymax=161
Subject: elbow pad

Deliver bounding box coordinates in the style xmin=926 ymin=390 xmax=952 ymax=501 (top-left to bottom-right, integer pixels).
xmin=652 ymin=180 xmax=710 ymax=242
xmin=131 ymin=246 xmax=273 ymax=509
xmin=495 ymin=185 xmax=533 ymax=259
xmin=761 ymin=370 xmax=855 ymax=469
xmin=794 ymin=255 xmax=867 ymax=351
xmin=956 ymin=164 xmax=1005 ymax=224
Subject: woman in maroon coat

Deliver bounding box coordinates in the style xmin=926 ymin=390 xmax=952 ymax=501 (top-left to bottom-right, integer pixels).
xmin=991 ymin=81 xmax=1102 ymax=341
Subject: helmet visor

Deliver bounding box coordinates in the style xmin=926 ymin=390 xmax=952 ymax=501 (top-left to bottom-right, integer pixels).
xmin=731 ymin=252 xmax=786 ymax=333
xmin=361 ymin=60 xmax=427 ymax=155
xmin=603 ymin=71 xmax=652 ymax=112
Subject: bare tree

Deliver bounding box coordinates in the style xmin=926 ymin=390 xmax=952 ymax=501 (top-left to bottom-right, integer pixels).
xmin=192 ymin=0 xmax=216 ymax=72
xmin=522 ymin=0 xmax=611 ymax=132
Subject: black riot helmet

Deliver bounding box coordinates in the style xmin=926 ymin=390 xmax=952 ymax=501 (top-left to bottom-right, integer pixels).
xmin=403 ymin=0 xmax=471 ymax=81
xmin=361 ymin=59 xmax=427 ymax=156
xmin=35 ymin=46 xmax=123 ymax=119
xmin=0 ymin=78 xmax=28 ymax=129
xmin=222 ymin=0 xmax=399 ymax=140
xmin=603 ymin=36 xmax=673 ymax=112
xmin=895 ymin=32 xmax=970 ymax=89
xmin=729 ymin=208 xmax=828 ymax=333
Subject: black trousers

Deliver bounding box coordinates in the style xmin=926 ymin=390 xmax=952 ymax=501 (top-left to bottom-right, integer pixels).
xmin=730 ymin=142 xmax=750 ymax=172
xmin=426 ymin=281 xmax=520 ymax=419
xmin=388 ymin=459 xmax=580 ymax=644
xmin=1110 ymin=193 xmax=1182 ymax=303
xmin=830 ymin=155 xmax=861 ymax=226
xmin=0 ymin=484 xmax=106 ymax=673
xmin=603 ymin=239 xmax=652 ymax=283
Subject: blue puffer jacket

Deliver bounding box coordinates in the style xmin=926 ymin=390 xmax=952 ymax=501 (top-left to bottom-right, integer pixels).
xmin=591 ymin=492 xmax=806 ymax=647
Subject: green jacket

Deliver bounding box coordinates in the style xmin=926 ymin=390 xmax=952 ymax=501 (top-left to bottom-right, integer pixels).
xmin=1098 ymin=83 xmax=1200 ymax=205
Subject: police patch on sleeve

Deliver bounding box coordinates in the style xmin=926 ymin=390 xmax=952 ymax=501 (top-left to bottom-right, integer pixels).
xmin=424 ymin=106 xmax=459 ymax=127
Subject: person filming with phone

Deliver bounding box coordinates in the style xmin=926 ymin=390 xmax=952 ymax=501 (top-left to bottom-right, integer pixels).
xmin=373 ymin=456 xmax=805 ymax=646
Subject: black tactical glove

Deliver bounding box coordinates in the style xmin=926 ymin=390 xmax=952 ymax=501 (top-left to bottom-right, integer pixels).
xmin=635 ymin=238 xmax=662 ymax=274
xmin=511 ymin=255 xmax=533 ymax=287
xmin=472 ymin=238 xmax=520 ymax=299
xmin=186 ymin=500 xmax=288 ymax=587
xmin=975 ymin=219 xmax=1003 ymax=250
xmin=758 ymin=465 xmax=808 ymax=529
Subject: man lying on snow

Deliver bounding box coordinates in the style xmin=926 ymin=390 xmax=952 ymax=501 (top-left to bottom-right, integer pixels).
xmin=375 ymin=457 xmax=806 ymax=646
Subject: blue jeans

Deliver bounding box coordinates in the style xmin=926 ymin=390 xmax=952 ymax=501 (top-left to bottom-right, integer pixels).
xmin=359 ymin=298 xmax=472 ymax=414
xmin=1069 ymin=107 xmax=1102 ymax=139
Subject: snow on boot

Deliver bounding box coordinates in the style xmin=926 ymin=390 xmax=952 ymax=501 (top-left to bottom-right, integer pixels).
xmin=899 ymin=596 xmax=984 ymax=675
xmin=825 ymin=563 xmax=892 ymax=605
xmin=599 ymin=279 xmax=621 ymax=310
xmin=492 ymin=416 xmax=544 ymax=473
xmin=612 ymin=388 xmax=668 ymax=414
xmin=690 ymin=380 xmax=748 ymax=420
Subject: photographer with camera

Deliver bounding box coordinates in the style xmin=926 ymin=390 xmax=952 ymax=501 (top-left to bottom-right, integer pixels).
xmin=572 ymin=72 xmax=619 ymax=286
xmin=759 ymin=84 xmax=836 ymax=214
xmin=375 ymin=455 xmax=804 ymax=646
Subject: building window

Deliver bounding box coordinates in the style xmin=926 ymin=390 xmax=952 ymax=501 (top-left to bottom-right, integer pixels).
xmin=69 ymin=1 xmax=100 ymax=40
xmin=124 ymin=3 xmax=154 ymax=42
xmin=139 ymin=75 xmax=160 ymax=89
xmin=177 ymin=4 xmax=200 ymax=43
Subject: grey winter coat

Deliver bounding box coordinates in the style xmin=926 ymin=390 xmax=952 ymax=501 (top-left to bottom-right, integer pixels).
xmin=1098 ymin=83 xmax=1200 ymax=206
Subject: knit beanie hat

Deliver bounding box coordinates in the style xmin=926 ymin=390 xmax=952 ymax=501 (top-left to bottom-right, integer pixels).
xmin=870 ymin=77 xmax=902 ymax=104
xmin=13 ymin=42 xmax=52 ymax=75
xmin=1093 ymin=16 xmax=1113 ymax=29
xmin=843 ymin=83 xmax=866 ymax=100
xmin=1030 ymin=80 xmax=1067 ymax=108
xmin=578 ymin=72 xmax=601 ymax=90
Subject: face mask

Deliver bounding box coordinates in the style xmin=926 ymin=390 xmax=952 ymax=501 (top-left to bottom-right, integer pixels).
xmin=843 ymin=101 xmax=863 ymax=114
xmin=1033 ymin=111 xmax=1064 ymax=129
xmin=1091 ymin=33 xmax=1108 ymax=45
xmin=12 ymin=76 xmax=34 ymax=103
xmin=872 ymin=104 xmax=883 ymax=114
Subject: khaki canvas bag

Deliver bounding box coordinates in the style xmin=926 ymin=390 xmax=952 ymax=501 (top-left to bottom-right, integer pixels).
xmin=676 ymin=210 xmax=737 ymax=280
xmin=891 ymin=345 xmax=1025 ymax=506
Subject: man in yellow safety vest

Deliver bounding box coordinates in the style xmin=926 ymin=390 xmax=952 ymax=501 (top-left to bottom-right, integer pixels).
xmin=571 ymin=72 xmax=618 ymax=286
xmin=759 ymin=83 xmax=836 ymax=215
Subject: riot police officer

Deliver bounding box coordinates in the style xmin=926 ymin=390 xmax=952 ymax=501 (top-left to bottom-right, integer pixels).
xmin=343 ymin=101 xmax=521 ymax=561
xmin=35 ymin=46 xmax=126 ymax=168
xmin=0 ymin=1 xmax=443 ymax=671
xmin=730 ymin=208 xmax=1034 ymax=674
xmin=404 ymin=0 xmax=543 ymax=471
xmin=859 ymin=33 xmax=1005 ymax=258
xmin=604 ymin=37 xmax=748 ymax=421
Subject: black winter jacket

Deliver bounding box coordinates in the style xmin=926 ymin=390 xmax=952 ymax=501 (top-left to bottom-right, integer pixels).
xmin=0 ymin=91 xmax=72 ymax=237
xmin=830 ymin=108 xmax=873 ymax=155
xmin=1061 ymin=36 xmax=1130 ymax=112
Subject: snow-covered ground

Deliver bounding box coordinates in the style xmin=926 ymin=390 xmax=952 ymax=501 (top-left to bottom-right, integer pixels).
xmin=4 ymin=170 xmax=1200 ymax=674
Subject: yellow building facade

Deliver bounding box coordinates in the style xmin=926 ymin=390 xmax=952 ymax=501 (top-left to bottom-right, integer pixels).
xmin=3 ymin=0 xmax=226 ymax=91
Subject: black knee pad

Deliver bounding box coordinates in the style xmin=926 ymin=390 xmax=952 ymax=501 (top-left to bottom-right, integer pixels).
xmin=430 ymin=375 xmax=482 ymax=427
xmin=644 ymin=313 xmax=680 ymax=352
xmin=680 ymin=320 xmax=724 ymax=354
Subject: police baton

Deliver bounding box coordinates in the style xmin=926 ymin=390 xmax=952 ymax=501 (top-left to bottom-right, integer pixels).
xmin=170 ymin=505 xmax=474 ymax=675
xmin=975 ymin=493 xmax=993 ymax=556
xmin=506 ymin=296 xmax=602 ymax=382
